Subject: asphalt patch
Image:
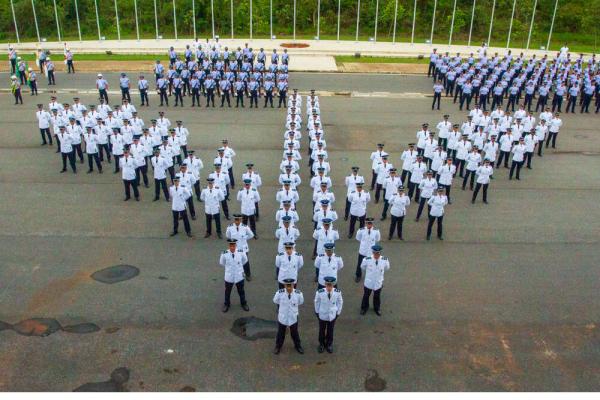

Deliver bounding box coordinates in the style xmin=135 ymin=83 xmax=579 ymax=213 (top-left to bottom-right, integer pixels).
xmin=0 ymin=318 xmax=100 ymax=337
xmin=91 ymin=265 xmax=140 ymax=284
xmin=73 ymin=367 xmax=130 ymax=392
xmin=230 ymin=316 xmax=278 ymax=341
xmin=364 ymin=369 xmax=387 ymax=392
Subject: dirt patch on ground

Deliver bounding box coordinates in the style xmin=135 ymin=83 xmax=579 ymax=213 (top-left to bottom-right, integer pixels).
xmin=280 ymin=43 xmax=310 ymax=48
xmin=339 ymin=62 xmax=427 ymax=74
xmin=0 ymin=60 xmax=154 ymax=73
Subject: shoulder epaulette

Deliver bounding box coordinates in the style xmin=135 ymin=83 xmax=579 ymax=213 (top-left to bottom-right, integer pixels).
xmin=318 ymin=254 xmax=324 ymax=257
xmin=382 ymin=256 xmax=388 ymax=260
xmin=334 ymin=288 xmax=341 ymax=292
xmin=278 ymin=288 xmax=285 ymax=293
xmin=365 ymin=256 xmax=372 ymax=260
xmin=318 ymin=288 xmax=325 ymax=293
xmin=278 ymin=252 xmax=284 ymax=256
xmin=237 ymin=249 xmax=244 ymax=253
xmin=294 ymin=289 xmax=302 ymax=294
xmin=222 ymin=250 xmax=227 ymax=254
xmin=228 ymin=223 xmax=234 ymax=227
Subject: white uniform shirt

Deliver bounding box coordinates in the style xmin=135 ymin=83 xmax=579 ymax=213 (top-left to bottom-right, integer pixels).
xmin=275 ymin=252 xmax=304 ymax=284
xmin=476 ymin=165 xmax=494 ymax=184
xmin=314 ymin=288 xmax=343 ymax=321
xmin=219 ymin=249 xmax=248 ymax=283
xmin=119 ymin=156 xmax=138 ymax=180
xmin=151 ymin=155 xmax=169 ymax=180
xmin=511 ymin=143 xmax=526 ymax=162
xmin=273 ymin=289 xmax=304 ymax=326
xmin=401 ymin=149 xmax=418 ymax=171
xmin=437 ymin=164 xmax=456 ymax=186
xmin=361 ymin=256 xmax=391 ymax=290
xmin=348 ymin=190 xmax=371 ymax=217
xmin=313 ymin=208 xmax=338 ymax=228
xmin=237 ymin=188 xmax=260 ymax=215
xmin=312 ymin=227 xmax=340 ymax=255
xmin=315 ymin=253 xmax=344 ymax=286
xmin=356 ymin=227 xmax=381 ymax=256
xmin=200 ymin=186 xmax=225 ymax=214
xmin=226 ymin=224 xmax=254 ymax=252
xmin=36 ymin=110 xmax=51 ymax=129
xmin=390 ymin=193 xmax=411 ymax=217
xmin=419 ymin=177 xmax=438 ymax=198
xmin=170 ymin=185 xmax=191 ymax=211
xmin=345 ymin=174 xmax=365 ymax=197
xmin=275 ymin=227 xmax=301 ymax=253
xmin=409 ymin=162 xmax=427 ymax=184
xmin=427 ymin=195 xmax=448 ymax=217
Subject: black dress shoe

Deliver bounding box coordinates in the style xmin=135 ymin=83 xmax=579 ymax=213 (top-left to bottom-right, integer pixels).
xmin=360 ymin=309 xmax=367 ymax=315
xmin=222 ymin=305 xmax=230 ymax=313
xmin=354 ymin=275 xmax=361 ymax=283
xmin=186 ymin=232 xmax=193 ymax=238
xmin=274 ymin=347 xmax=281 ymax=355
xmin=170 ymin=231 xmax=178 ymax=236
xmin=374 ymin=310 xmax=382 ymax=316
xmin=326 ymin=345 xmax=333 ymax=353
xmin=124 ymin=197 xmax=130 ymax=201
xmin=295 ymin=346 xmax=304 ymax=354
xmin=60 ymin=169 xmax=66 ymax=173
xmin=245 ymin=275 xmax=252 ymax=282
xmin=153 ymin=198 xmax=159 ymax=202
xmin=438 ymin=236 xmax=444 ymax=240
xmin=318 ymin=345 xmax=324 ymax=353
xmin=191 ymin=215 xmax=197 ymax=220
xmin=241 ymin=304 xmax=250 ymax=311
xmin=387 ymin=236 xmax=392 ymax=240
xmin=426 ymin=236 xmax=431 ymax=240
xmin=204 ymin=233 xmax=211 ymax=238
xmin=217 ymin=233 xmax=222 ymax=239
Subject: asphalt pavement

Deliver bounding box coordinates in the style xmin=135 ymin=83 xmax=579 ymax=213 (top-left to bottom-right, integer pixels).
xmin=0 ymin=72 xmax=599 ymax=391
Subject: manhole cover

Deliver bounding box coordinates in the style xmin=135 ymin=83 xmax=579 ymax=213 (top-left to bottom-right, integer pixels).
xmin=280 ymin=42 xmax=310 ymax=48
xmin=91 ymin=265 xmax=140 ymax=284
xmin=231 ymin=316 xmax=278 ymax=341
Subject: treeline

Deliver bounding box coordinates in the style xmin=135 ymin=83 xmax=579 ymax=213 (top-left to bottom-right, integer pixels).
xmin=1 ymin=0 xmax=599 ymax=51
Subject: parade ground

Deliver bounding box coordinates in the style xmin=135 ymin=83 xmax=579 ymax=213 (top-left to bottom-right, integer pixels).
xmin=0 ymin=72 xmax=599 ymax=391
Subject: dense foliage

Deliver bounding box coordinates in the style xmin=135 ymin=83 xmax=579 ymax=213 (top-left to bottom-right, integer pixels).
xmin=2 ymin=0 xmax=600 ymax=52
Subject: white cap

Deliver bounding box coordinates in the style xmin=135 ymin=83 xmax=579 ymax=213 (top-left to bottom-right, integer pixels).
xmin=11 ymin=75 xmax=16 ymax=79
xmin=17 ymin=56 xmax=21 ymax=60
xmin=28 ymin=67 xmax=32 ymax=71
xmin=97 ymin=73 xmax=103 ymax=77
xmin=46 ymin=57 xmax=51 ymax=61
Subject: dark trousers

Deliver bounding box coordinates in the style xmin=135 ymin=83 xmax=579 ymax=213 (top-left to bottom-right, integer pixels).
xmin=186 ymin=197 xmax=196 ymax=218
xmin=87 ymin=153 xmax=102 ymax=172
xmin=408 ymin=181 xmax=420 ymax=201
xmin=318 ymin=318 xmax=336 ymax=347
xmin=381 ymin=199 xmax=390 ymax=219
xmin=73 ymin=143 xmax=84 ymax=162
xmin=389 ymin=215 xmax=405 ymax=238
xmin=30 ymin=80 xmax=38 ymax=95
xmin=249 ymin=90 xmax=258 ymax=107
xmin=401 ymin=170 xmax=411 ymax=186
xmin=228 ymin=167 xmax=235 ymax=188
xmin=172 ymin=209 xmax=191 ymax=234
xmin=479 ymin=94 xmax=489 ymax=111
xmin=236 ymin=90 xmax=245 ymax=107
xmin=98 ymin=89 xmax=109 ymax=103
xmin=220 ymin=91 xmax=231 ymax=107
xmin=278 ymin=91 xmax=287 ymax=107
xmin=113 ymin=154 xmax=121 ymax=172
xmin=355 ymin=254 xmax=366 ymax=278
xmin=439 ymin=184 xmax=452 ymax=202
xmin=67 ymin=60 xmax=75 ymax=73
xmin=455 ymin=158 xmax=466 ymax=176
xmin=61 ymin=151 xmax=76 ymax=172
xmin=276 ymin=322 xmax=301 ymax=349
xmin=416 ymin=196 xmax=430 ymax=220
xmin=123 ymin=179 xmax=140 ymax=199
xmin=370 ymin=169 xmax=377 ymax=190
xmin=206 ymin=89 xmax=215 ymax=107
xmin=462 ymin=170 xmax=476 ymax=189
xmin=361 ymin=287 xmax=382 ymax=312
xmin=154 ymin=178 xmax=169 ymax=200
xmin=264 ymin=91 xmax=274 ymax=107
xmin=135 ymin=165 xmax=149 ymax=187
xmin=524 ymin=151 xmax=534 ymax=168
xmin=348 ymin=215 xmax=365 ymax=238
xmin=121 ymin=88 xmax=131 ymax=102
xmin=428 ymin=61 xmax=435 ymax=77
xmin=99 ymin=143 xmax=111 ymax=162
xmin=344 ymin=197 xmax=351 ymax=219
xmin=497 ymin=151 xmax=510 ymax=168
xmin=535 ymin=95 xmax=547 ymax=112
xmin=472 ymin=183 xmax=488 ymax=202
xmin=509 ymin=160 xmax=523 ymax=179
xmin=47 ymin=70 xmax=55 ymax=85
xmin=221 ymin=200 xmax=229 ymax=219
xmin=191 ymin=88 xmax=201 ymax=106
xmin=546 ymin=132 xmax=558 ymax=149
xmin=566 ymin=96 xmax=577 ymax=113
xmin=205 ymin=213 xmax=222 ymax=235
xmin=375 ymin=184 xmax=383 ymax=202
xmin=40 ymin=128 xmax=52 ymax=144
xmin=140 ymin=88 xmax=149 ymax=105
xmin=174 ymin=88 xmax=184 ymax=106
xmin=159 ymin=88 xmax=169 ymax=106
xmin=432 ymin=92 xmax=441 ymax=110
xmin=224 ymin=280 xmax=247 ymax=306
xmin=552 ymin=95 xmax=563 ymax=112
xmin=523 ymin=93 xmax=533 ymax=111
xmin=427 ymin=215 xmax=443 ymax=239
xmin=242 ymin=215 xmax=257 ymax=235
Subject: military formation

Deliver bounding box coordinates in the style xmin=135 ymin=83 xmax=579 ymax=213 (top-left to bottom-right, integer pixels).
xmin=430 ymin=47 xmax=600 ymax=115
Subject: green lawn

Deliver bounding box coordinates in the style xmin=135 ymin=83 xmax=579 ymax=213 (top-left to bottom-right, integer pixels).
xmin=334 ymin=55 xmax=428 ymax=64
xmin=15 ymin=53 xmax=163 ymax=62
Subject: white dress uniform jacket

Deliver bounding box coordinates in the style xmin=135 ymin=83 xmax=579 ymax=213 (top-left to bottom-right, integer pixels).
xmin=170 ymin=185 xmax=192 ymax=211
xmin=360 ymin=256 xmax=391 ymax=290
xmin=312 ymin=227 xmax=340 ymax=255
xmin=314 ymin=288 xmax=343 ymax=321
xmin=390 ymin=193 xmax=410 ymax=217
xmin=275 ymin=252 xmax=304 ymax=283
xmin=427 ymin=195 xmax=448 ymax=217
xmin=273 ymin=289 xmax=304 ymax=326
xmin=315 ymin=253 xmax=344 ymax=286
xmin=120 ymin=156 xmax=138 ymax=180
xmin=219 ymin=249 xmax=248 ymax=283
xmin=275 ymin=226 xmax=301 ymax=253
xmin=226 ymin=224 xmax=254 ymax=252
xmin=356 ymin=227 xmax=381 ymax=256
xmin=237 ymin=188 xmax=260 ymax=215
xmin=200 ymin=187 xmax=225 ymax=214
xmin=348 ymin=190 xmax=371 ymax=217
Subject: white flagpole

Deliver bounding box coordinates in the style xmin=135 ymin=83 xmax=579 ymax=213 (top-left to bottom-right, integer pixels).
xmin=355 ymin=0 xmax=360 ymax=41
xmin=392 ymin=0 xmax=398 ymax=43
xmin=411 ymin=0 xmax=417 ymax=45
xmin=74 ymin=0 xmax=82 ymax=41
xmin=10 ymin=0 xmax=19 ymax=43
xmin=52 ymin=0 xmax=61 ymax=42
xmin=114 ymin=0 xmax=121 ymax=41
xmin=31 ymin=0 xmax=41 ymax=43
xmin=467 ymin=0 xmax=476 ymax=47
xmin=134 ymin=0 xmax=140 ymax=41
xmin=547 ymin=0 xmax=559 ymax=51
xmin=487 ymin=0 xmax=496 ymax=46
xmin=211 ymin=0 xmax=215 ymax=38
xmin=527 ymin=0 xmax=539 ymax=50
xmin=317 ymin=0 xmax=321 ymax=39
xmin=192 ymin=0 xmax=196 ymax=38
xmin=293 ymin=0 xmax=296 ymax=40
xmin=270 ymin=0 xmax=273 ymax=39
xmin=153 ymin=0 xmax=159 ymax=39
xmin=250 ymin=0 xmax=253 ymax=39
xmin=336 ymin=0 xmax=341 ymax=41
xmin=374 ymin=0 xmax=379 ymax=42
xmin=506 ymin=0 xmax=516 ymax=48
xmin=172 ymin=0 xmax=178 ymax=40
xmin=448 ymin=0 xmax=457 ymax=46
xmin=430 ymin=0 xmax=437 ymax=44
xmin=94 ymin=0 xmax=101 ymax=40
